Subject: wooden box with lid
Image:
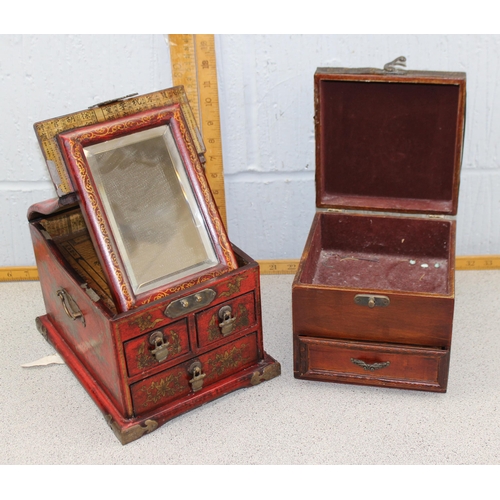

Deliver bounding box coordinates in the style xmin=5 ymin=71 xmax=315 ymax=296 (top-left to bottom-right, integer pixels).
xmin=28 ymin=87 xmax=280 ymax=444
xmin=292 ymin=58 xmax=466 ymax=392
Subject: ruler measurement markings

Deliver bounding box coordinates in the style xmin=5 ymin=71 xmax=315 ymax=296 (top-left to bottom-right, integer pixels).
xmin=169 ymin=34 xmax=227 ymax=228
xmin=456 ymin=256 xmax=500 ymax=270
xmin=169 ymin=34 xmax=200 ymax=125
xmin=258 ymin=260 xmax=300 ymax=275
xmin=195 ymin=34 xmax=227 ymax=226
xmin=0 ymin=267 xmax=39 ymax=282
xmin=2 ymin=257 xmax=500 ymax=281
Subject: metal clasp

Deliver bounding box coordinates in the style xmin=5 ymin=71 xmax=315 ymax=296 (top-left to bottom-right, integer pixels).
xmin=149 ymin=331 xmax=170 ymax=363
xmin=218 ymin=305 xmax=236 ymax=336
xmin=188 ymin=361 xmax=206 ymax=392
xmin=354 ymin=294 xmax=390 ymax=308
xmin=383 ymin=56 xmax=407 ymax=74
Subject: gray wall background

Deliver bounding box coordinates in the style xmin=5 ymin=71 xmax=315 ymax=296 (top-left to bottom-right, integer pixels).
xmin=1 ymin=34 xmax=498 ymax=266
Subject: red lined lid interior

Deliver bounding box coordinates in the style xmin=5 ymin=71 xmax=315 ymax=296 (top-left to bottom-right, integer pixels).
xmin=317 ymin=79 xmax=462 ymax=214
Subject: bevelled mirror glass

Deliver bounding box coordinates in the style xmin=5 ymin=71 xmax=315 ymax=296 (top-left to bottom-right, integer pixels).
xmin=58 ymin=105 xmax=237 ymax=312
xmin=83 ymin=125 xmax=218 ymax=295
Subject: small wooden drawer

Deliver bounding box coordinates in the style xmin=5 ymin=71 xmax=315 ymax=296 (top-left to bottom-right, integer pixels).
xmin=195 ymin=291 xmax=256 ymax=347
xmin=131 ymin=332 xmax=259 ymax=415
xmin=124 ymin=319 xmax=190 ymax=377
xmin=294 ymin=336 xmax=450 ymax=392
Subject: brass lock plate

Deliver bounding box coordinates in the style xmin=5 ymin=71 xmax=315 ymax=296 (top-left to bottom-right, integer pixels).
xmin=354 ymin=294 xmax=390 ymax=308
xmin=149 ymin=331 xmax=170 ymax=363
xmin=188 ymin=361 xmax=206 ymax=392
xmin=218 ymin=305 xmax=236 ymax=336
xmin=164 ymin=288 xmax=216 ymax=318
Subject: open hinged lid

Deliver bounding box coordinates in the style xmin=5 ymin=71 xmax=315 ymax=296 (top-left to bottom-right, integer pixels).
xmin=34 ymin=87 xmax=205 ymax=198
xmin=32 ymin=88 xmax=237 ymax=313
xmin=314 ymin=58 xmax=466 ymax=216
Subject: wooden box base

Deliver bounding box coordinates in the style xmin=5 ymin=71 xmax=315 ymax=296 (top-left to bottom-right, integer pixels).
xmin=292 ymin=212 xmax=455 ymax=393
xmin=36 ymin=314 xmax=279 ymax=444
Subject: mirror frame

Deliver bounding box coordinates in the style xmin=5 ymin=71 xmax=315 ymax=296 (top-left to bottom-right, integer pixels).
xmin=57 ymin=104 xmax=237 ymax=312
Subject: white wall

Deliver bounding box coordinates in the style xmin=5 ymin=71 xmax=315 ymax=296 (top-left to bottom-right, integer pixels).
xmin=1 ymin=34 xmax=499 ymax=266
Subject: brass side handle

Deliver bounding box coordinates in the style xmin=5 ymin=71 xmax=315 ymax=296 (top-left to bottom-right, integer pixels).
xmin=149 ymin=331 xmax=170 ymax=363
xmin=57 ymin=288 xmax=85 ymax=326
xmin=218 ymin=305 xmax=236 ymax=336
xmin=351 ymin=358 xmax=390 ymax=371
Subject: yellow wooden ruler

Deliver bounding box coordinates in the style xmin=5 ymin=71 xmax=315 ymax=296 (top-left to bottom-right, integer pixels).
xmin=258 ymin=260 xmax=300 ymax=275
xmin=456 ymin=255 xmax=500 ymax=270
xmin=0 ymin=267 xmax=39 ymax=282
xmin=168 ymin=34 xmax=227 ymax=228
xmin=259 ymin=256 xmax=500 ymax=274
xmin=1 ymin=257 xmax=500 ymax=282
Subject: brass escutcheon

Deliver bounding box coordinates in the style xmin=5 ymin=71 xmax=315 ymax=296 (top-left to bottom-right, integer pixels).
xmin=354 ymin=294 xmax=390 ymax=308
xmin=149 ymin=331 xmax=170 ymax=363
xmin=164 ymin=288 xmax=216 ymax=318
xmin=218 ymin=305 xmax=236 ymax=336
xmin=188 ymin=361 xmax=206 ymax=392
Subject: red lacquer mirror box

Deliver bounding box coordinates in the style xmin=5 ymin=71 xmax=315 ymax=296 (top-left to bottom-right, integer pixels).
xmin=28 ymin=87 xmax=280 ymax=444
xmin=292 ymin=59 xmax=466 ymax=392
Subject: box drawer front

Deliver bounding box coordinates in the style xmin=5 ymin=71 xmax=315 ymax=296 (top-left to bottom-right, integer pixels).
xmin=292 ymin=286 xmax=454 ymax=348
xmin=294 ymin=336 xmax=450 ymax=392
xmin=196 ymin=291 xmax=256 ymax=347
xmin=131 ymin=332 xmax=259 ymax=415
xmin=123 ymin=319 xmax=190 ymax=377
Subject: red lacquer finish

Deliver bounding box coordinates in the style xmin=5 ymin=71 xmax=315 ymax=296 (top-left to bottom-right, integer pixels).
xmin=30 ymin=210 xmax=280 ymax=443
xmin=196 ymin=291 xmax=257 ymax=348
xmin=28 ymin=87 xmax=280 ymax=444
xmin=131 ymin=332 xmax=259 ymax=415
xmin=123 ymin=319 xmax=191 ymax=378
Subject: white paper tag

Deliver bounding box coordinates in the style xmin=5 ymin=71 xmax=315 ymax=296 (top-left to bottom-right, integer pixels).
xmin=21 ymin=354 xmax=65 ymax=367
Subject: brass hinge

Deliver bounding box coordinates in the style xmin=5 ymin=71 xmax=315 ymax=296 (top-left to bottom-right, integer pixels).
xmin=88 ymin=93 xmax=138 ymax=109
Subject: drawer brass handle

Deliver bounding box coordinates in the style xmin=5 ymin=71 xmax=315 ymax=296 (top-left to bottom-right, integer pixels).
xmin=149 ymin=331 xmax=170 ymax=363
xmin=218 ymin=305 xmax=236 ymax=336
xmin=351 ymin=358 xmax=390 ymax=371
xmin=57 ymin=288 xmax=85 ymax=326
xmin=188 ymin=361 xmax=206 ymax=392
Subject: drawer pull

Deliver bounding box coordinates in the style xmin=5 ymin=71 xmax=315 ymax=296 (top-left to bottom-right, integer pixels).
xmin=219 ymin=305 xmax=236 ymax=336
xmin=354 ymin=294 xmax=390 ymax=308
xmin=188 ymin=361 xmax=206 ymax=392
xmin=149 ymin=331 xmax=170 ymax=363
xmin=57 ymin=288 xmax=85 ymax=326
xmin=351 ymin=358 xmax=390 ymax=371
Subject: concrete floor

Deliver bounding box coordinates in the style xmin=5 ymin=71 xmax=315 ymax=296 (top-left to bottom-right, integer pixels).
xmin=1 ymin=271 xmax=499 ymax=465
